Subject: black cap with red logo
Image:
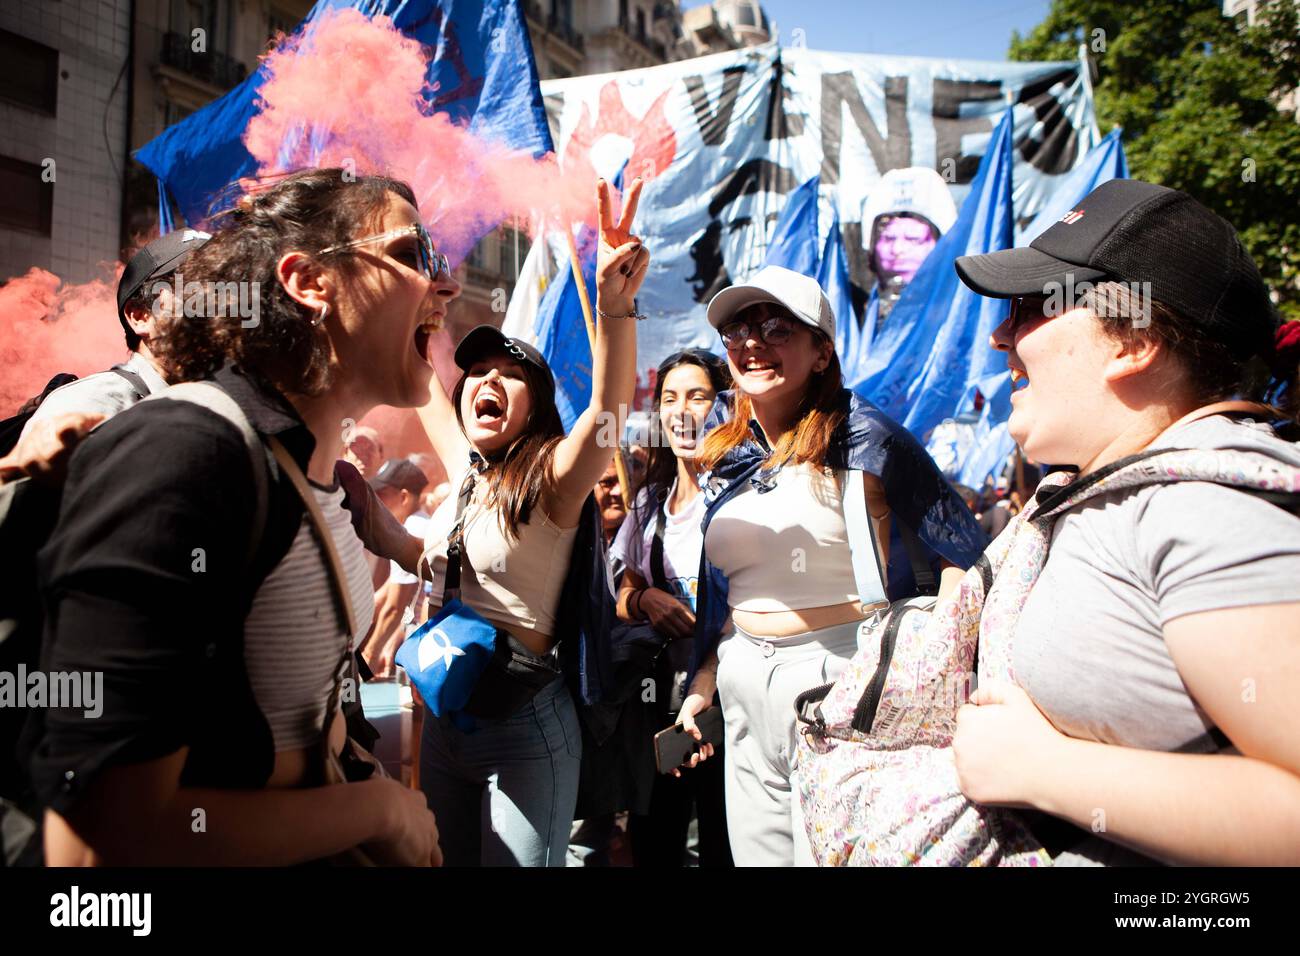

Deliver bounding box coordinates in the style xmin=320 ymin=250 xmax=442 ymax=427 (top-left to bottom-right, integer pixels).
xmin=955 ymin=179 xmax=1278 ymax=360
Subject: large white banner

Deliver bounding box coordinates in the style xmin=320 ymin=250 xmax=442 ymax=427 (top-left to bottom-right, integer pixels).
xmin=538 ymin=42 xmax=1097 ymax=366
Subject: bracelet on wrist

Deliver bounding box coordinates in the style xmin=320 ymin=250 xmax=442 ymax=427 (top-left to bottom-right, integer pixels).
xmin=632 ymin=587 xmax=649 ymax=620
xmin=597 ymin=299 xmax=647 ymax=321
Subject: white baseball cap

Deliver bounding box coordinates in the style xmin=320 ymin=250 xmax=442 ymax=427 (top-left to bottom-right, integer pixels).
xmin=705 ymin=265 xmax=836 ymax=341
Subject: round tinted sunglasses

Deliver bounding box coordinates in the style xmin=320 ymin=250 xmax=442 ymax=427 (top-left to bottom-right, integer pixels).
xmin=321 ymin=223 xmax=451 ymax=283
xmin=718 ymin=315 xmax=798 ymax=350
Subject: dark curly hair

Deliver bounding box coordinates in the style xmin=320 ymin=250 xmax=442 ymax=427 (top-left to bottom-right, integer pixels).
xmin=154 ymin=168 xmax=418 ymax=397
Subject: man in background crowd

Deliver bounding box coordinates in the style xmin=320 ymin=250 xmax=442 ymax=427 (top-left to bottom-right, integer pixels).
xmin=343 ymin=425 xmax=385 ymax=478
xmin=0 ymin=231 xmax=209 ymax=482
xmin=365 ymin=458 xmax=431 ymax=678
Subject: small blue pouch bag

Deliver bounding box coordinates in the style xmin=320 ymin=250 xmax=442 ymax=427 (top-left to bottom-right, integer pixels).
xmin=396 ymin=462 xmax=496 ymax=717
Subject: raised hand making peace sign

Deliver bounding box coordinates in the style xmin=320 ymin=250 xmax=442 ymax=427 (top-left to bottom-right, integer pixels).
xmin=595 ymin=177 xmax=649 ymax=317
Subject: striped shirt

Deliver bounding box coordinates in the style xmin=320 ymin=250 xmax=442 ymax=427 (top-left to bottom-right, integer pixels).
xmin=243 ymin=482 xmax=375 ymax=752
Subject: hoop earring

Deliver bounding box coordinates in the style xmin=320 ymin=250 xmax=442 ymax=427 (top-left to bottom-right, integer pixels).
xmin=312 ymin=302 xmax=330 ymax=327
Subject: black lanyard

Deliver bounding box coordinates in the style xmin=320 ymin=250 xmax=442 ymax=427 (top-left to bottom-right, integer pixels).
xmin=443 ymin=452 xmax=484 ymax=604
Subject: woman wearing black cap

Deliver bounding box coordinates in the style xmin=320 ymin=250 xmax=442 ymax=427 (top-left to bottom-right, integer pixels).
xmin=408 ymin=178 xmax=648 ymax=866
xmin=950 ymin=179 xmax=1300 ymax=865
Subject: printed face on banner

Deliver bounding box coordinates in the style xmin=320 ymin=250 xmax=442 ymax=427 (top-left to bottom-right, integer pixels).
xmin=873 ymin=215 xmax=938 ymax=282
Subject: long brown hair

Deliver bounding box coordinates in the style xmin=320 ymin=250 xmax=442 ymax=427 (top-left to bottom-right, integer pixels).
xmin=156 ymin=168 xmax=418 ymax=397
xmin=451 ymin=358 xmax=564 ymax=540
xmin=697 ymin=328 xmax=846 ymax=473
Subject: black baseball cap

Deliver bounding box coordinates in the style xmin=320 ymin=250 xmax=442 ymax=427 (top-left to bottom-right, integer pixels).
xmin=955 ymin=180 xmax=1278 ymax=360
xmin=117 ymin=229 xmax=211 ymax=322
xmin=368 ymin=458 xmax=429 ymax=496
xmin=454 ymin=324 xmax=555 ymax=391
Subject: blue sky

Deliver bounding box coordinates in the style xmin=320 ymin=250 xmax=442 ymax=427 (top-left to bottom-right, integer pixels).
xmin=683 ymin=0 xmax=1055 ymax=62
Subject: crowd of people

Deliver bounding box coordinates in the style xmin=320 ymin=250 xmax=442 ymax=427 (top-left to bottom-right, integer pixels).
xmin=0 ymin=168 xmax=1297 ymax=868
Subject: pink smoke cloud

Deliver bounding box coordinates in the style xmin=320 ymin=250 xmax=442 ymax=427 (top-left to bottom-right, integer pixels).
xmin=243 ymin=9 xmax=597 ymax=262
xmin=0 ymin=266 xmax=126 ymax=416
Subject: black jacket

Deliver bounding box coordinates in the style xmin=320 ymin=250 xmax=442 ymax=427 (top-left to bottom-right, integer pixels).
xmin=31 ymin=366 xmax=314 ymax=814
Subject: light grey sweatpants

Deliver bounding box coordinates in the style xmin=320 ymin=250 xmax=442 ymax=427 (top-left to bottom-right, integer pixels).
xmin=715 ymin=619 xmax=861 ymax=867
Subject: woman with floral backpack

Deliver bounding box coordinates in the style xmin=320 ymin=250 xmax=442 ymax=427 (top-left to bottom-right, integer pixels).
xmin=946 ymin=180 xmax=1300 ymax=865
xmin=676 ymin=265 xmax=985 ymax=866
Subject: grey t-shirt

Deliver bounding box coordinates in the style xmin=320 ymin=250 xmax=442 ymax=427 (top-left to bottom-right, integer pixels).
xmin=22 ymin=352 xmax=167 ymax=432
xmin=1012 ymin=415 xmax=1300 ymax=865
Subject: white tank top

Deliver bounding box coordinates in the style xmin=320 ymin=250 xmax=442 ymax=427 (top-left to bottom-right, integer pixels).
xmin=704 ymin=461 xmax=859 ymax=612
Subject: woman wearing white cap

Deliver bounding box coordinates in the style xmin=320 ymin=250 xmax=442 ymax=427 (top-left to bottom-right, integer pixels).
xmin=676 ymin=264 xmax=985 ymax=866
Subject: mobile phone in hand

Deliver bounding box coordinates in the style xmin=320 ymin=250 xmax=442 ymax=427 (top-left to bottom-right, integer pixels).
xmin=653 ymin=707 xmax=724 ymax=774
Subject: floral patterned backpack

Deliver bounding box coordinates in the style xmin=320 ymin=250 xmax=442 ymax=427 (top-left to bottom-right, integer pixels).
xmin=794 ymin=436 xmax=1300 ymax=867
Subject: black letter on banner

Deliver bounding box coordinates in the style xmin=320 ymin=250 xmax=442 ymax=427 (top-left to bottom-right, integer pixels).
xmin=765 ymin=55 xmax=805 ymax=141
xmin=932 ymin=78 xmax=1002 ymax=185
xmin=820 ymin=73 xmax=910 ymax=186
xmin=685 ymin=66 xmax=746 ymax=146
xmin=1015 ymin=69 xmax=1079 ymax=175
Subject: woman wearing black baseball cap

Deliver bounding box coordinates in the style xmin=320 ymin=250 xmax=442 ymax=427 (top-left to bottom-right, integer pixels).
xmin=950 ymin=179 xmax=1300 ymax=865
xmin=408 ymin=178 xmax=648 ymax=866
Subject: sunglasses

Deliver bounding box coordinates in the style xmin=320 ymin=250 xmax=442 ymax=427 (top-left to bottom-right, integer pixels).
xmin=1005 ymin=296 xmax=1052 ymax=336
xmin=718 ymin=315 xmax=799 ymax=350
xmin=320 ymin=223 xmax=451 ymax=283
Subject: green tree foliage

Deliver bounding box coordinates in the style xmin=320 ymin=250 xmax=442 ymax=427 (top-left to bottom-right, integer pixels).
xmin=1011 ymin=0 xmax=1300 ymax=321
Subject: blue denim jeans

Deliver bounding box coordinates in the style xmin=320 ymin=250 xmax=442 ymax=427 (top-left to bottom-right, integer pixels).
xmin=420 ymin=676 xmax=582 ymax=866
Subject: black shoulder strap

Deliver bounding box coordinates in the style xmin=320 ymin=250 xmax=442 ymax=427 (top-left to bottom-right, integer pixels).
xmin=442 ymin=455 xmax=482 ymax=604
xmin=649 ymin=498 xmax=670 ymax=592
xmin=897 ymin=519 xmax=938 ymax=596
xmin=110 ymin=363 xmax=151 ymax=401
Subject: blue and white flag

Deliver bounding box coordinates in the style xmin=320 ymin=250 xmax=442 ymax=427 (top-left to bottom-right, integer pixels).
xmin=762 ymin=174 xmax=820 ymax=279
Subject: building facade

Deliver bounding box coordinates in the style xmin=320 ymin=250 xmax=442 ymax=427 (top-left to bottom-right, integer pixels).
xmin=0 ymin=1 xmax=130 ymax=285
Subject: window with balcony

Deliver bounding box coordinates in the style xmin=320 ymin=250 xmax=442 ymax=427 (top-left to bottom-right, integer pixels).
xmin=164 ymin=0 xmax=246 ymax=90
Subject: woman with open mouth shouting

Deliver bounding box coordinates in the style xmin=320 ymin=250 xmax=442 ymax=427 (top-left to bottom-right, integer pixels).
xmin=409 ymin=177 xmax=648 ymax=866
xmin=675 ymin=265 xmax=987 ymax=866
xmin=34 ymin=169 xmax=455 ymax=865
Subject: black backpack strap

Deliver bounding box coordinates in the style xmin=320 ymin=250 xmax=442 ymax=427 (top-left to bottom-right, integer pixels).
xmin=110 ymin=363 xmax=151 ymax=401
xmin=897 ymin=519 xmax=938 ymax=597
xmin=648 ymin=498 xmax=670 ymax=592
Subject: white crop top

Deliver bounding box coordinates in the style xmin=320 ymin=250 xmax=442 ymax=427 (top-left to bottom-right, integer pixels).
xmin=703 ymin=461 xmax=859 ymax=612
xmin=420 ymin=467 xmax=578 ymax=637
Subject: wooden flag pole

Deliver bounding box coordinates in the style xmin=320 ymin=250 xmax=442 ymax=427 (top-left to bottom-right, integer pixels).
xmin=564 ymin=224 xmax=632 ymax=509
